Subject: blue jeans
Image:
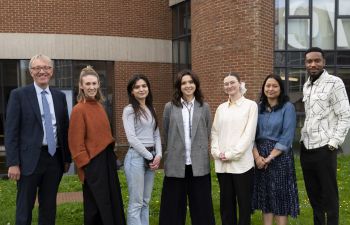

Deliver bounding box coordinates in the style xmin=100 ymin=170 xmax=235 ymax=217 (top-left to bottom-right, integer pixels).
xmin=124 ymin=148 xmax=155 ymax=225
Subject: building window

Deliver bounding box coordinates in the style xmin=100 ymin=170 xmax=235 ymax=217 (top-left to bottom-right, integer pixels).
xmin=172 ymin=0 xmax=191 ymax=74
xmin=275 ymin=0 xmax=350 ymax=146
xmin=0 ymin=60 xmax=114 ymax=146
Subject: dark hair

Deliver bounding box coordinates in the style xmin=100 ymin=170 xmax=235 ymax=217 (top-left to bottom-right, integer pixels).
xmin=225 ymin=71 xmax=241 ymax=82
xmin=172 ymin=69 xmax=204 ymax=107
xmin=127 ymin=74 xmax=158 ymax=130
xmin=304 ymin=47 xmax=325 ymax=58
xmin=259 ymin=74 xmax=289 ymax=112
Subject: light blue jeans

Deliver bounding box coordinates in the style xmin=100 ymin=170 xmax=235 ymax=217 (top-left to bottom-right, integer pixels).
xmin=124 ymin=148 xmax=155 ymax=225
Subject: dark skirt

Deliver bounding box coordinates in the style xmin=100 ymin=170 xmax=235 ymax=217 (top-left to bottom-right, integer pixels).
xmin=252 ymin=139 xmax=299 ymax=217
xmin=83 ymin=145 xmax=126 ymax=225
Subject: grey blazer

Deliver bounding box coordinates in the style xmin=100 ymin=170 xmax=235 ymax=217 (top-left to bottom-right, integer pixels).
xmin=162 ymin=100 xmax=211 ymax=178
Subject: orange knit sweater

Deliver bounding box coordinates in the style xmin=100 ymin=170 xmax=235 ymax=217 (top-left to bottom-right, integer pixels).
xmin=68 ymin=99 xmax=114 ymax=182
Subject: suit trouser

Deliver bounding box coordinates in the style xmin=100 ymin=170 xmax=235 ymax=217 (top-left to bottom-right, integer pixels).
xmin=217 ymin=168 xmax=254 ymax=225
xmin=16 ymin=148 xmax=63 ymax=225
xmin=83 ymin=146 xmax=126 ymax=225
xmin=159 ymin=165 xmax=215 ymax=225
xmin=300 ymin=144 xmax=339 ymax=225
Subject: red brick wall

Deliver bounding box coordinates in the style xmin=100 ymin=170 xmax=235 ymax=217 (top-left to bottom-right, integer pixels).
xmin=191 ymin=0 xmax=274 ymax=112
xmin=0 ymin=0 xmax=171 ymax=39
xmin=114 ymin=61 xmax=173 ymax=157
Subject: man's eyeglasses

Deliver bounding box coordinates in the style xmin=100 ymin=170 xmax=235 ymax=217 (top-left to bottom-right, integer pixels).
xmin=30 ymin=66 xmax=52 ymax=72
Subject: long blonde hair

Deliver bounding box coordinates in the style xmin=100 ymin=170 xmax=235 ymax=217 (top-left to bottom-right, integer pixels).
xmin=77 ymin=66 xmax=105 ymax=103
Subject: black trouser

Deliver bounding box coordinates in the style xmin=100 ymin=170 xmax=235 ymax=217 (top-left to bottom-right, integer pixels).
xmin=83 ymin=146 xmax=126 ymax=225
xmin=217 ymin=168 xmax=254 ymax=225
xmin=300 ymin=144 xmax=339 ymax=225
xmin=16 ymin=148 xmax=63 ymax=225
xmin=159 ymin=165 xmax=215 ymax=225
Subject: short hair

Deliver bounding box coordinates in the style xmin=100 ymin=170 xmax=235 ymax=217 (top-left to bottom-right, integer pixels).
xmin=77 ymin=65 xmax=105 ymax=103
xmin=29 ymin=54 xmax=53 ymax=69
xmin=304 ymin=47 xmax=325 ymax=58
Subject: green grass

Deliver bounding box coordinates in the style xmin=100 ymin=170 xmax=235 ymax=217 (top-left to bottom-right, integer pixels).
xmin=0 ymin=155 xmax=349 ymax=225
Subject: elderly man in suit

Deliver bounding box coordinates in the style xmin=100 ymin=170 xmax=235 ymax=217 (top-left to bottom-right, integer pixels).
xmin=5 ymin=54 xmax=71 ymax=225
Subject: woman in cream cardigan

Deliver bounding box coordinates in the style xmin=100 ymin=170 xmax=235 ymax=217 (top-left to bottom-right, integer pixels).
xmin=211 ymin=72 xmax=258 ymax=225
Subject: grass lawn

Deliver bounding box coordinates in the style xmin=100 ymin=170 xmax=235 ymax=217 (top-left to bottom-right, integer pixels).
xmin=0 ymin=155 xmax=349 ymax=225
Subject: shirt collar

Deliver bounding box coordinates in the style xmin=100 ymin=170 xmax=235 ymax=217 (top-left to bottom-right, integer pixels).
xmin=34 ymin=82 xmax=51 ymax=95
xmin=228 ymin=95 xmax=244 ymax=106
xmin=306 ymin=69 xmax=327 ymax=87
xmin=181 ymin=97 xmax=195 ymax=105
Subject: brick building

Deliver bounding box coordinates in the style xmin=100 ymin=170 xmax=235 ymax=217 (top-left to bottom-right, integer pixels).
xmin=0 ymin=0 xmax=349 ymax=173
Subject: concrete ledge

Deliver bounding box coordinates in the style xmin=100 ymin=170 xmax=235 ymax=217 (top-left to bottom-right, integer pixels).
xmin=0 ymin=33 xmax=172 ymax=63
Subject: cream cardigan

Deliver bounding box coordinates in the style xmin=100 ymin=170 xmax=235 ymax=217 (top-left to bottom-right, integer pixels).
xmin=211 ymin=96 xmax=258 ymax=174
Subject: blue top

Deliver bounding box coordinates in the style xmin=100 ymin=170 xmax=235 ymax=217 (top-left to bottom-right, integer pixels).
xmin=256 ymin=102 xmax=296 ymax=152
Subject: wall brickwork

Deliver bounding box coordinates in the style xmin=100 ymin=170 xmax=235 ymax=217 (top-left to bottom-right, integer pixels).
xmin=191 ymin=0 xmax=274 ymax=113
xmin=0 ymin=0 xmax=171 ymax=40
xmin=114 ymin=62 xmax=173 ymax=158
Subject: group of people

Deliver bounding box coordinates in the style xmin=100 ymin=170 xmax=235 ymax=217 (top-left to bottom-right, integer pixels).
xmin=5 ymin=46 xmax=350 ymax=225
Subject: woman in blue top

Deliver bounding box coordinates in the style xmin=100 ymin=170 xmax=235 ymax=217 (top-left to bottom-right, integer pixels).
xmin=252 ymin=74 xmax=299 ymax=225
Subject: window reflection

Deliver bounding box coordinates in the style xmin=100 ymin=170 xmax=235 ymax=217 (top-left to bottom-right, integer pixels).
xmin=288 ymin=19 xmax=310 ymax=49
xmin=339 ymin=0 xmax=350 ymax=15
xmin=313 ymin=0 xmax=335 ymax=50
xmin=289 ymin=0 xmax=309 ymax=16
xmin=275 ymin=0 xmax=285 ymax=50
xmin=337 ymin=19 xmax=350 ymax=49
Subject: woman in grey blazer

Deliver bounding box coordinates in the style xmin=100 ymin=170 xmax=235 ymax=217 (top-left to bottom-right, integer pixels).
xmin=159 ymin=69 xmax=215 ymax=225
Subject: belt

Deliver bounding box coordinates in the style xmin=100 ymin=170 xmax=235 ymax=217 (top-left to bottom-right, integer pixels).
xmin=301 ymin=142 xmax=327 ymax=152
xmin=130 ymin=146 xmax=155 ymax=151
xmin=41 ymin=146 xmax=59 ymax=151
xmin=145 ymin=146 xmax=155 ymax=151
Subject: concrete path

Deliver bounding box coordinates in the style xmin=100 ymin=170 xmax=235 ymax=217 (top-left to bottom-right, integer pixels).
xmin=35 ymin=192 xmax=83 ymax=205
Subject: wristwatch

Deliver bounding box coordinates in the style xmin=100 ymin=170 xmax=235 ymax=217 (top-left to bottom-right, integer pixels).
xmin=328 ymin=145 xmax=337 ymax=151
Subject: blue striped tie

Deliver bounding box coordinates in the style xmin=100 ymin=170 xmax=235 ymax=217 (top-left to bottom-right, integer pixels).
xmin=41 ymin=90 xmax=56 ymax=156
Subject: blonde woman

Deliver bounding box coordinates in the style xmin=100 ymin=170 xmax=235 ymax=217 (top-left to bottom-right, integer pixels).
xmin=68 ymin=66 xmax=126 ymax=225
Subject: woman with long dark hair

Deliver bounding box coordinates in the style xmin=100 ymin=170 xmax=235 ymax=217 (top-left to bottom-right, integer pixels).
xmin=251 ymin=74 xmax=299 ymax=225
xmin=159 ymin=69 xmax=215 ymax=225
xmin=122 ymin=74 xmax=162 ymax=225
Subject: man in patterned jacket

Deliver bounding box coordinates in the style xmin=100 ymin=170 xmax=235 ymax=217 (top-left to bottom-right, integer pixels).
xmin=300 ymin=47 xmax=350 ymax=225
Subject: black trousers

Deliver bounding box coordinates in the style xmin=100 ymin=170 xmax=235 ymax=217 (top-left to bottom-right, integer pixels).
xmin=159 ymin=165 xmax=215 ymax=225
xmin=83 ymin=146 xmax=126 ymax=225
xmin=300 ymin=144 xmax=339 ymax=225
xmin=217 ymin=168 xmax=254 ymax=225
xmin=16 ymin=148 xmax=63 ymax=225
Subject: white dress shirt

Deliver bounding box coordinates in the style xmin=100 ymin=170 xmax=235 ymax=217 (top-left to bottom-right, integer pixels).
xmin=34 ymin=82 xmax=57 ymax=146
xmin=181 ymin=97 xmax=195 ymax=165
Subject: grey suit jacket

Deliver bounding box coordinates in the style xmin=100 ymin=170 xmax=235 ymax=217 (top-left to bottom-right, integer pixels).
xmin=162 ymin=100 xmax=211 ymax=178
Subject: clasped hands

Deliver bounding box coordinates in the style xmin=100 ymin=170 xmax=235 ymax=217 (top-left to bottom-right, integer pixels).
xmin=219 ymin=152 xmax=227 ymax=161
xmin=255 ymin=155 xmax=274 ymax=169
xmin=148 ymin=155 xmax=161 ymax=170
